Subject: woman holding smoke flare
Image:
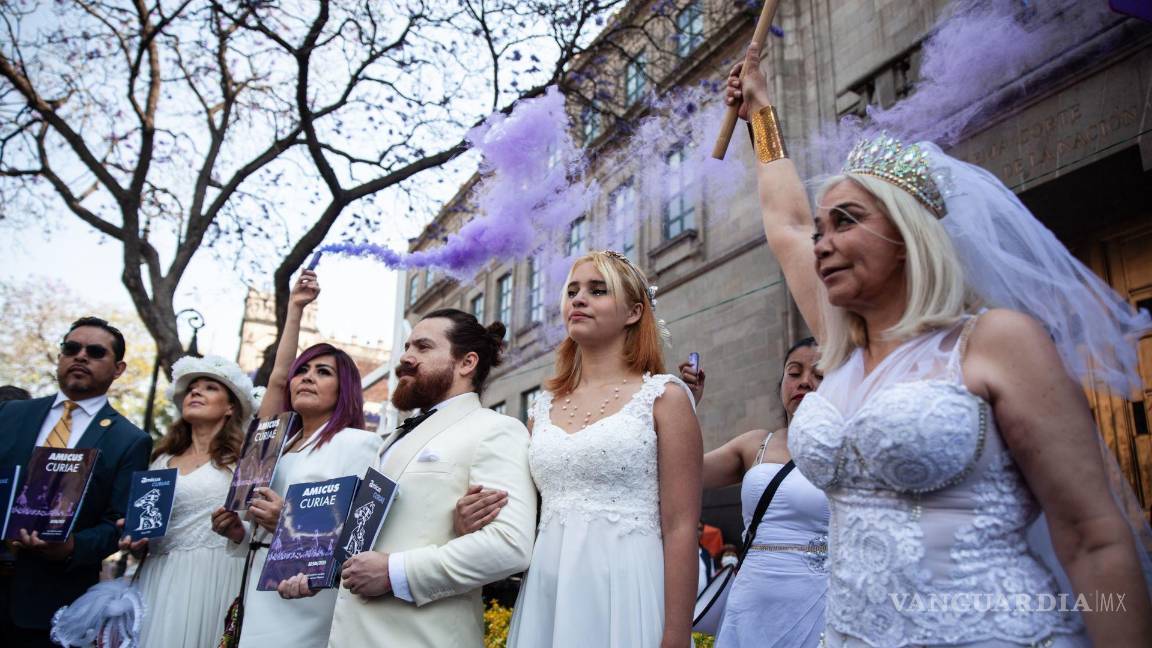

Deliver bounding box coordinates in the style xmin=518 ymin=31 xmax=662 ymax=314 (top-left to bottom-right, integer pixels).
xmin=210 ymin=268 xmax=382 ymax=648
xmin=723 ymin=40 xmax=1151 ymax=646
xmin=679 ymin=337 xmax=828 ymax=648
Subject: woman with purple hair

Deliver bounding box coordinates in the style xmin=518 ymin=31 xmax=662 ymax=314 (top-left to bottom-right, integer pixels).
xmin=211 ymin=268 xmax=382 ymax=648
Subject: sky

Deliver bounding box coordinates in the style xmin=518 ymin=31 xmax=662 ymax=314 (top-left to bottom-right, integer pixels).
xmin=0 ymin=222 xmax=402 ymax=360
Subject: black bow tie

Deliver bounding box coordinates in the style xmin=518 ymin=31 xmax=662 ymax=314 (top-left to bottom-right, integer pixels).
xmin=396 ymin=409 xmax=437 ymax=438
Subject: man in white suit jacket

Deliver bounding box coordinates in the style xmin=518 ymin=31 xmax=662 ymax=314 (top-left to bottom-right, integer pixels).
xmin=281 ymin=309 xmax=536 ymax=647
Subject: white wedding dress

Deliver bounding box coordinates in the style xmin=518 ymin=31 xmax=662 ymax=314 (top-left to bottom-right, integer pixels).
xmin=507 ymin=373 xmax=691 ymax=648
xmin=136 ymin=455 xmax=246 ymax=648
xmin=789 ymin=316 xmax=1089 ymax=647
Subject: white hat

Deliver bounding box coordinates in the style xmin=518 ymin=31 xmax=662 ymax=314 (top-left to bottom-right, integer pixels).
xmin=166 ymin=355 xmax=260 ymax=423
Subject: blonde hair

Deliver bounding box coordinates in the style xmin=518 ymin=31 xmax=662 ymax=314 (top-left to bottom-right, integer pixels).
xmin=815 ymin=173 xmax=976 ymax=371
xmin=544 ymin=251 xmax=666 ymax=396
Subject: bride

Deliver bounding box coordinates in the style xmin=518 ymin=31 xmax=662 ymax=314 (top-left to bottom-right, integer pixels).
xmin=502 ymin=250 xmax=702 ymax=648
xmin=724 ymin=41 xmax=1151 ymax=646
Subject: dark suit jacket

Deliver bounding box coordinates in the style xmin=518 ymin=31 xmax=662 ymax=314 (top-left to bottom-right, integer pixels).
xmin=0 ymin=395 xmax=151 ymax=629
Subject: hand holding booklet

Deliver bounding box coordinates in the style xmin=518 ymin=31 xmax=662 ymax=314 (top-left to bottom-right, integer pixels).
xmin=4 ymin=447 xmax=99 ymax=542
xmin=224 ymin=412 xmax=296 ymax=511
xmin=257 ymin=468 xmax=399 ymax=591
xmin=257 ymin=475 xmax=360 ymax=591
xmin=123 ymin=468 xmax=178 ymax=539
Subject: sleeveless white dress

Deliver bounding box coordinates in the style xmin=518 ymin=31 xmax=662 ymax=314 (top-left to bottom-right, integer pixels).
xmin=715 ymin=454 xmax=829 ymax=648
xmin=136 ymin=455 xmax=245 ymax=648
xmin=507 ymin=373 xmax=691 ymax=648
xmin=789 ymin=317 xmax=1088 ymax=647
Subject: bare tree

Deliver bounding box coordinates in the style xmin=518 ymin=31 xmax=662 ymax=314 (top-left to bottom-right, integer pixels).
xmin=0 ymin=0 xmax=746 ymax=383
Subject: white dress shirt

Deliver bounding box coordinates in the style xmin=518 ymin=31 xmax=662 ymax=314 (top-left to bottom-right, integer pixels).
xmin=35 ymin=393 xmax=109 ymax=448
xmin=385 ymin=392 xmax=477 ymax=603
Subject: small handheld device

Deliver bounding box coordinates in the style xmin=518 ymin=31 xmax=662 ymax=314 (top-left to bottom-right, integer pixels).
xmin=306 ymin=251 xmax=323 ymax=271
xmin=688 ymin=352 xmax=700 ymax=373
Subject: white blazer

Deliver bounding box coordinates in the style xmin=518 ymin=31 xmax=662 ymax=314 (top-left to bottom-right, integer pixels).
xmin=328 ymin=392 xmax=537 ymax=647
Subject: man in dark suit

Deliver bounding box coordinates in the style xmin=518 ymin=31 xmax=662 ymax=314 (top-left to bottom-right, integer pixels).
xmin=0 ymin=316 xmax=151 ymax=647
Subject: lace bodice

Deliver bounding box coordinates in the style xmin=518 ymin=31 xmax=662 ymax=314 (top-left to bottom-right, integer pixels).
xmin=148 ymin=454 xmax=235 ymax=554
xmin=789 ymin=318 xmax=1083 ymax=646
xmin=528 ymin=373 xmax=690 ymax=536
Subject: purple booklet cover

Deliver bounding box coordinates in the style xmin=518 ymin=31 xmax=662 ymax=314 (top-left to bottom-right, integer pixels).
xmin=224 ymin=412 xmax=296 ymax=512
xmin=256 ymin=475 xmax=360 ymax=591
xmin=4 ymin=447 xmax=100 ymax=542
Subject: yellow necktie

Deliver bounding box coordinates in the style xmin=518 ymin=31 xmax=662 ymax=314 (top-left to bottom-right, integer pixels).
xmin=47 ymin=401 xmax=79 ymax=448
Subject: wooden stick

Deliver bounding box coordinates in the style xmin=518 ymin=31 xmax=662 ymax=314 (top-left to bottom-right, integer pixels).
xmin=711 ymin=0 xmax=782 ymax=160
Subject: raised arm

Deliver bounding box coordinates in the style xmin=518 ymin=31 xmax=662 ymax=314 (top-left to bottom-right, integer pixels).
xmin=726 ymin=42 xmax=824 ymax=341
xmin=969 ymin=310 xmax=1152 ymax=645
xmin=258 ymin=270 xmax=320 ymax=417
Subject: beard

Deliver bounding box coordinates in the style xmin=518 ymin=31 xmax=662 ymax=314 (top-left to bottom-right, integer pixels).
xmin=391 ymin=362 xmax=454 ymax=412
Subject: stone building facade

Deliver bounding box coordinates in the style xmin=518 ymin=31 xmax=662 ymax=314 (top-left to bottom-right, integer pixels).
xmin=398 ymin=0 xmax=1152 ymax=535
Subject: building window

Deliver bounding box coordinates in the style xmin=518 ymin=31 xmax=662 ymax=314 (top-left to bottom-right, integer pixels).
xmin=676 ymin=1 xmax=704 ymax=58
xmin=625 ymin=51 xmax=647 ymax=105
xmin=520 ymin=387 xmax=541 ymax=423
xmin=663 ymin=145 xmax=695 ymax=240
xmin=471 ymin=293 xmax=485 ymax=323
xmin=568 ymin=217 xmax=587 ymax=256
xmin=527 ymin=257 xmax=544 ymax=324
xmin=424 ymin=269 xmax=435 ymax=289
xmin=491 ymin=401 xmax=507 ymax=415
xmin=608 ymin=180 xmax=637 ymax=261
xmin=582 ymin=106 xmax=601 ymax=144
xmin=407 ymin=273 xmax=419 ymax=306
xmin=496 ymin=273 xmax=513 ymax=338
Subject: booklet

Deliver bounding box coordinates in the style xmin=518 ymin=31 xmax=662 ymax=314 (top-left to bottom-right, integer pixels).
xmin=224 ymin=412 xmax=296 ymax=511
xmin=4 ymin=447 xmax=100 ymax=542
xmin=256 ymin=474 xmax=360 ymax=591
xmin=335 ymin=468 xmax=399 ymax=563
xmin=0 ymin=465 xmax=21 ymax=540
xmin=123 ymin=468 xmax=178 ymax=540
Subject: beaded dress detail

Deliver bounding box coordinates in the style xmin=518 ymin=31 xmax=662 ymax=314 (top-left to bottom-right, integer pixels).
xmin=507 ymin=373 xmax=693 ymax=648
xmin=789 ymin=317 xmax=1087 ymax=647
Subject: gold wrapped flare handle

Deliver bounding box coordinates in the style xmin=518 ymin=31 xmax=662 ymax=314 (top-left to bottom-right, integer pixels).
xmin=751 ymin=105 xmax=787 ymax=163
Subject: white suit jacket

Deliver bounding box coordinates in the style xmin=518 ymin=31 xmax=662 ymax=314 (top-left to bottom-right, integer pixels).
xmin=328 ymin=392 xmax=536 ymax=647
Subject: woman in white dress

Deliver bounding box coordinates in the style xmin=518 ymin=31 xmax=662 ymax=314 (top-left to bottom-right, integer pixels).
xmin=504 ymin=250 xmax=703 ymax=648
xmin=119 ymin=355 xmax=257 ymax=648
xmin=724 ymin=42 xmax=1152 ymax=646
xmin=211 ymin=269 xmax=382 ymax=648
xmin=681 ymin=338 xmax=829 ymax=647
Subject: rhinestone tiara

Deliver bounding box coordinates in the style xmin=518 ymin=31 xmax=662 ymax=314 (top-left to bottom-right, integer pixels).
xmin=843 ymin=134 xmax=946 ymax=218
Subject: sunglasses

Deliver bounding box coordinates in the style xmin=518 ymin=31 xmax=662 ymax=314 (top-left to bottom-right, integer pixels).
xmin=60 ymin=340 xmax=111 ymax=360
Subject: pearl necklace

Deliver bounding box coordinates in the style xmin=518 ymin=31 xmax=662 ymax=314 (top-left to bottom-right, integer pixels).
xmin=558 ymin=379 xmax=629 ymax=429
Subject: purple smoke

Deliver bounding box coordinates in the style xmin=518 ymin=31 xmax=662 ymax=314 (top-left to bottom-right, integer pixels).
xmin=814 ymin=0 xmax=1120 ymax=169
xmin=323 ymin=0 xmax=1114 ymax=333
xmin=322 ymin=82 xmax=751 ymax=296
xmin=321 ymin=86 xmax=594 ymax=278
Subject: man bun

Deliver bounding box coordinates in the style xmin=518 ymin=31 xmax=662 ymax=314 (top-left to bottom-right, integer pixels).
xmin=486 ymin=322 xmax=506 ymax=367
